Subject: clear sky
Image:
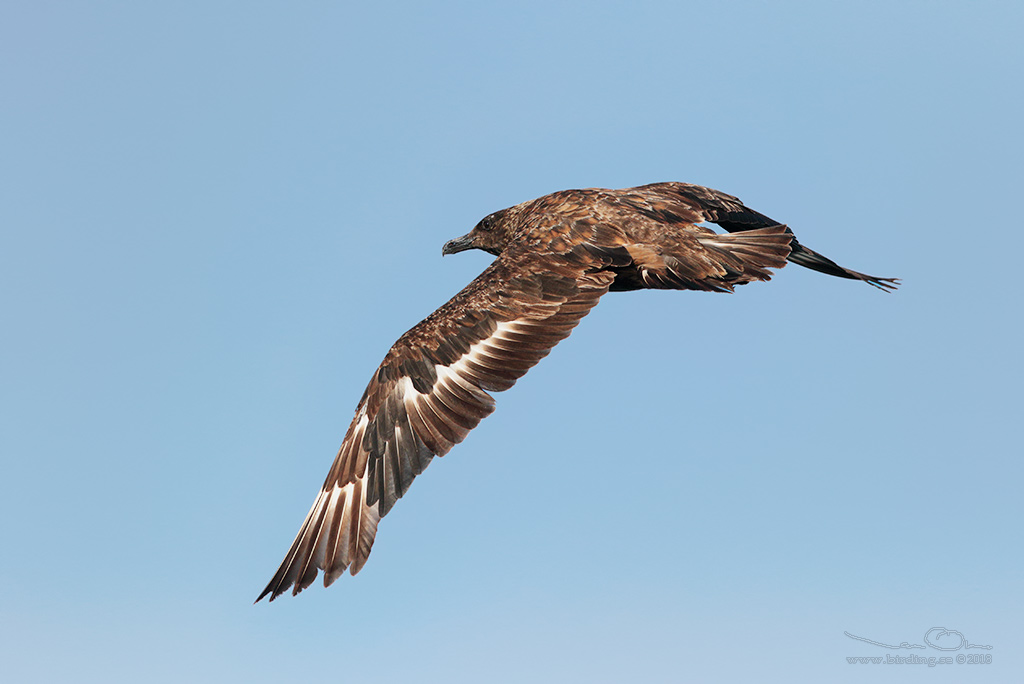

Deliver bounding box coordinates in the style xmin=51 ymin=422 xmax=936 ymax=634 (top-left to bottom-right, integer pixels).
xmin=2 ymin=1 xmax=1021 ymax=682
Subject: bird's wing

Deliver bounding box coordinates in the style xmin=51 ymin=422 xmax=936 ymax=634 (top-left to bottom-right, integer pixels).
xmin=257 ymin=249 xmax=614 ymax=601
xmin=618 ymin=183 xmax=899 ymax=290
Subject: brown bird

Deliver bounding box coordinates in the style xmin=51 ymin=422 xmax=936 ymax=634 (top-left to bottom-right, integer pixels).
xmin=257 ymin=181 xmax=897 ymax=601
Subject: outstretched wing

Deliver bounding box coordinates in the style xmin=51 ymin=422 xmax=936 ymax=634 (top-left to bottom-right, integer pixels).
xmin=619 ymin=183 xmax=899 ymax=290
xmin=257 ymin=250 xmax=614 ymax=601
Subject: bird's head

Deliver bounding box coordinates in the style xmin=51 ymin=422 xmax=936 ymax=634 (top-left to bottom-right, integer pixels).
xmin=442 ymin=209 xmax=513 ymax=257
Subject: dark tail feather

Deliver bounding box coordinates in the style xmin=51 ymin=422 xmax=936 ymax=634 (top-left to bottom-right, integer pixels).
xmin=788 ymin=239 xmax=899 ymax=291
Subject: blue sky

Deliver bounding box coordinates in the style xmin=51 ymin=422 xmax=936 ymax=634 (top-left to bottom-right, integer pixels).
xmin=2 ymin=1 xmax=1021 ymax=682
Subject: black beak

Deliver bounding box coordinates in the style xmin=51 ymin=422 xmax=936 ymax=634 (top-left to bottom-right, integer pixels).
xmin=441 ymin=233 xmax=474 ymax=256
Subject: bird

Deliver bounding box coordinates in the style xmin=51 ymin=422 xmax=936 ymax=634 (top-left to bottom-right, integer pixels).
xmin=256 ymin=181 xmax=897 ymax=601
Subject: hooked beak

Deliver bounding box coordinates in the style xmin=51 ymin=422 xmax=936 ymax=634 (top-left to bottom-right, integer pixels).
xmin=441 ymin=233 xmax=474 ymax=256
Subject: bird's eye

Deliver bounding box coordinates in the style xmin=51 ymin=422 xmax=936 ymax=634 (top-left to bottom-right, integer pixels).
xmin=478 ymin=214 xmax=497 ymax=232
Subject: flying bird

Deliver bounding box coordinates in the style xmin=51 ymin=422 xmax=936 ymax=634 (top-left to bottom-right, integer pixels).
xmin=257 ymin=181 xmax=897 ymax=601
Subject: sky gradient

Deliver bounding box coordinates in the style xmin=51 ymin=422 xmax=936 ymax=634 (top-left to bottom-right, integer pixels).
xmin=2 ymin=1 xmax=1021 ymax=682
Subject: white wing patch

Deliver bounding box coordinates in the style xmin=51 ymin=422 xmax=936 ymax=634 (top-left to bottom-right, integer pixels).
xmin=444 ymin=320 xmax=522 ymax=382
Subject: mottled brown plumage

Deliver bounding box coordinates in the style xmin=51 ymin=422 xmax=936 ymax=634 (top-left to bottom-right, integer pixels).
xmin=257 ymin=182 xmax=897 ymax=601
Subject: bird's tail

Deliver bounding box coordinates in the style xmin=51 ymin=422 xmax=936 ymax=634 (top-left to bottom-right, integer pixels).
xmin=690 ymin=223 xmax=794 ymax=290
